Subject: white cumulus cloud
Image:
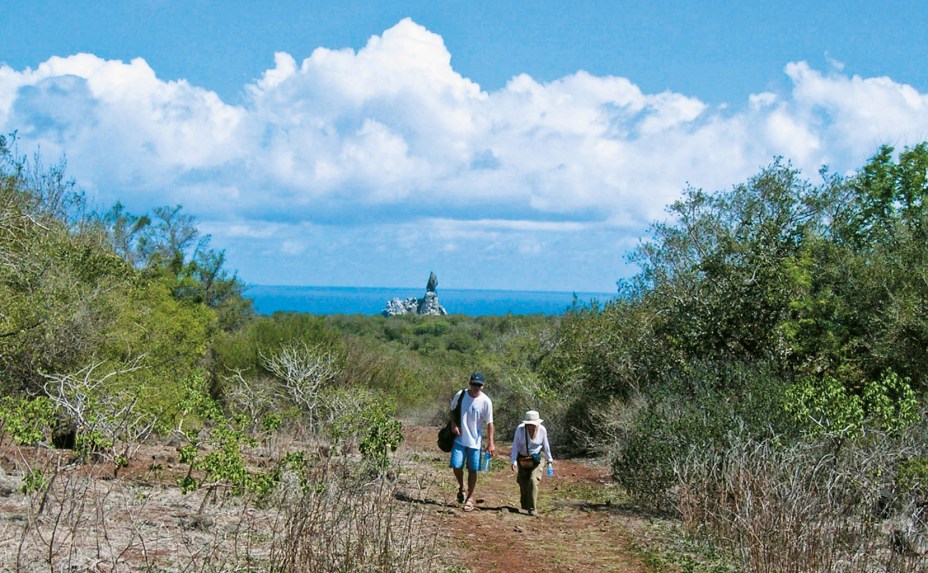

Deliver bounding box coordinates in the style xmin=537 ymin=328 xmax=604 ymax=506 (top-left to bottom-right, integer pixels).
xmin=1 ymin=19 xmax=927 ymax=290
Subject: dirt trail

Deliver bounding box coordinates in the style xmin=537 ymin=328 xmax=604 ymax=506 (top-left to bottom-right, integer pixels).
xmin=398 ymin=425 xmax=649 ymax=573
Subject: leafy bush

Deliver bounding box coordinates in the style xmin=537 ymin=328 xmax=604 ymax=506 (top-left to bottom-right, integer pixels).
xmin=0 ymin=395 xmax=54 ymax=446
xmin=210 ymin=312 xmax=336 ymax=376
xmin=413 ymin=319 xmax=450 ymax=337
xmin=784 ymin=369 xmax=920 ymax=440
xmin=356 ymin=402 xmax=404 ymax=473
xmin=612 ymin=361 xmax=795 ymax=513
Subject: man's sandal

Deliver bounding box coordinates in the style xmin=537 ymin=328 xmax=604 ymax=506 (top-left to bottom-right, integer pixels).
xmin=457 ymin=490 xmax=465 ymax=504
xmin=462 ymin=498 xmax=475 ymax=512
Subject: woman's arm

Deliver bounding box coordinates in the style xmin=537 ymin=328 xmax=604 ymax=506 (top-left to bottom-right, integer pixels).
xmin=541 ymin=426 xmax=553 ymax=462
xmin=510 ymin=425 xmax=522 ymax=466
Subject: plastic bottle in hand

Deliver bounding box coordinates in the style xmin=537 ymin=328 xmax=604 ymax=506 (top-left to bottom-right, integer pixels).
xmin=480 ymin=450 xmax=491 ymax=472
xmin=547 ymin=463 xmax=554 ymax=477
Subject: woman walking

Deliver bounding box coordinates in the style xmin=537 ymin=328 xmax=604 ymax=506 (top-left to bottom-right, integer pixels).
xmin=509 ymin=410 xmax=553 ymax=516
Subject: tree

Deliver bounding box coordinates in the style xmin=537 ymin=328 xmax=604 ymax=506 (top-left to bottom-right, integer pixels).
xmin=98 ymin=203 xmax=254 ymax=330
xmin=627 ymin=159 xmax=826 ymax=366
xmin=802 ymin=143 xmax=928 ymax=388
xmin=101 ymin=202 xmax=150 ymax=267
xmin=1 ymin=135 xmax=134 ymax=393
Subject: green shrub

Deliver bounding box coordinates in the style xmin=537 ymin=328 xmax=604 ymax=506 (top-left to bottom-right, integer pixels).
xmin=21 ymin=468 xmax=48 ymax=495
xmin=895 ymin=455 xmax=928 ymax=496
xmin=615 ymin=399 xmax=718 ymax=512
xmin=0 ymin=395 xmax=54 ymax=445
xmin=357 ymin=404 xmax=403 ymax=473
xmin=210 ymin=312 xmax=337 ymax=376
xmin=784 ymin=369 xmax=920 ymax=439
xmin=413 ymin=319 xmax=450 ymax=336
xmin=613 ymin=361 xmax=795 ymax=513
xmin=445 ymin=329 xmax=477 ymax=353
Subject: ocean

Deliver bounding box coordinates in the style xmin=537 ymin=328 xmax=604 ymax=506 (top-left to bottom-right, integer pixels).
xmin=245 ymin=285 xmax=617 ymax=316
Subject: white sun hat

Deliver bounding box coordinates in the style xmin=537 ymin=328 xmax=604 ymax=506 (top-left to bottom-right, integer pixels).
xmin=522 ymin=410 xmax=543 ymax=425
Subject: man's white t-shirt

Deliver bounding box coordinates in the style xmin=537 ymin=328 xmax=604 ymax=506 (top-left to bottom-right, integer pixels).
xmin=450 ymin=390 xmax=493 ymax=449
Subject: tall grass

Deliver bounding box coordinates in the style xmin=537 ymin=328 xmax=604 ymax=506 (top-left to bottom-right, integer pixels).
xmin=676 ymin=429 xmax=928 ymax=572
xmin=269 ymin=470 xmax=439 ymax=572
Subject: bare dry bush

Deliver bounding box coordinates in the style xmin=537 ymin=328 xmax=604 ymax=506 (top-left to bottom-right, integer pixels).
xmin=581 ymin=394 xmax=647 ymax=456
xmin=42 ymin=358 xmax=156 ymax=473
xmin=268 ymin=467 xmax=440 ymax=573
xmin=676 ymin=431 xmax=928 ymax=573
xmin=0 ymin=438 xmax=439 ymax=572
xmin=223 ymin=369 xmax=284 ymax=432
xmin=5 ymin=455 xmax=182 ymax=571
xmin=262 ymin=342 xmax=338 ymax=433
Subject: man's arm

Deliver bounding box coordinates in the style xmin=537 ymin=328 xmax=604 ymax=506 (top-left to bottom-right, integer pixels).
xmin=450 ymin=391 xmax=461 ymax=435
xmin=487 ymin=422 xmax=495 ymax=456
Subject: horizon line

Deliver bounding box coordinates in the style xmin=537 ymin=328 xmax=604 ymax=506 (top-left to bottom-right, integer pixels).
xmin=245 ymin=283 xmax=619 ymax=296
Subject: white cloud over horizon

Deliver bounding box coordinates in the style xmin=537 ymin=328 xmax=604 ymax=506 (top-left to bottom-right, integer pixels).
xmin=2 ymin=18 xmax=927 ymax=291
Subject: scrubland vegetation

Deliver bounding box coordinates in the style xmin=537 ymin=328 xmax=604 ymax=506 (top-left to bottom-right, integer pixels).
xmin=555 ymin=146 xmax=928 ymax=572
xmin=2 ymin=129 xmax=927 ymax=572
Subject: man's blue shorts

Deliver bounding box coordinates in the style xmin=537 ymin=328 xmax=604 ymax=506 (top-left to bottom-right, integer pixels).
xmin=449 ymin=442 xmax=480 ymax=471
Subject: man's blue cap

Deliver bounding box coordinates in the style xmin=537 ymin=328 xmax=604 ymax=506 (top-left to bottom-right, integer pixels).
xmin=469 ymin=372 xmax=485 ymax=385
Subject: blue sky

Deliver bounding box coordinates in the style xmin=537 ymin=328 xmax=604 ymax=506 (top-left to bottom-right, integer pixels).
xmin=2 ymin=1 xmax=927 ymax=292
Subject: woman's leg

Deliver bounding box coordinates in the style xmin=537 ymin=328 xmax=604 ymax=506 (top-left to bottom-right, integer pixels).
xmin=517 ymin=465 xmax=540 ymax=513
xmin=517 ymin=467 xmax=531 ymax=511
xmin=527 ymin=464 xmax=541 ymax=513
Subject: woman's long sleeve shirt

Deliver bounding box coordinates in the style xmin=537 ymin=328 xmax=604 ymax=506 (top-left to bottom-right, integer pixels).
xmin=509 ymin=423 xmax=553 ymax=465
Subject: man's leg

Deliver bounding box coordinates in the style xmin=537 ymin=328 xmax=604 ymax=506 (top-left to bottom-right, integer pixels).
xmin=466 ymin=468 xmax=478 ymax=500
xmin=464 ymin=447 xmax=480 ymax=504
xmin=451 ymin=445 xmax=466 ymax=502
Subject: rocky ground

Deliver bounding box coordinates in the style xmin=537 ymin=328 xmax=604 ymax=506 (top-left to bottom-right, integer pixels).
xmin=0 ymin=425 xmax=659 ymax=572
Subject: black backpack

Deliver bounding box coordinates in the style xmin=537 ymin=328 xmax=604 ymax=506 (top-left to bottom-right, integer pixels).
xmin=437 ymin=389 xmax=466 ymax=452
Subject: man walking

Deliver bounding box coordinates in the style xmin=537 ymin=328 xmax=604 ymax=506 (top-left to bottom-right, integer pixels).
xmin=449 ymin=372 xmax=495 ymax=511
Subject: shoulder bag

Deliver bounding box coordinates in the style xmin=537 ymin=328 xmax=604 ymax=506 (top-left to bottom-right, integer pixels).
xmin=437 ymin=389 xmax=466 ymax=452
xmin=516 ymin=426 xmax=541 ymax=469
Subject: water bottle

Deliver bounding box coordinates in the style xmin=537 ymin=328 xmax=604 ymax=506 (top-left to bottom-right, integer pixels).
xmin=480 ymin=450 xmax=492 ymax=472
xmin=547 ymin=463 xmax=554 ymax=477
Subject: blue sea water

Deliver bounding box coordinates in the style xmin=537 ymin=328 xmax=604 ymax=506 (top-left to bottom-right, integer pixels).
xmin=245 ymin=285 xmax=617 ymax=316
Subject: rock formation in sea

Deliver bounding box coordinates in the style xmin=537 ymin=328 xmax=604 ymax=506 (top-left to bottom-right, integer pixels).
xmin=382 ymin=272 xmax=448 ymax=316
